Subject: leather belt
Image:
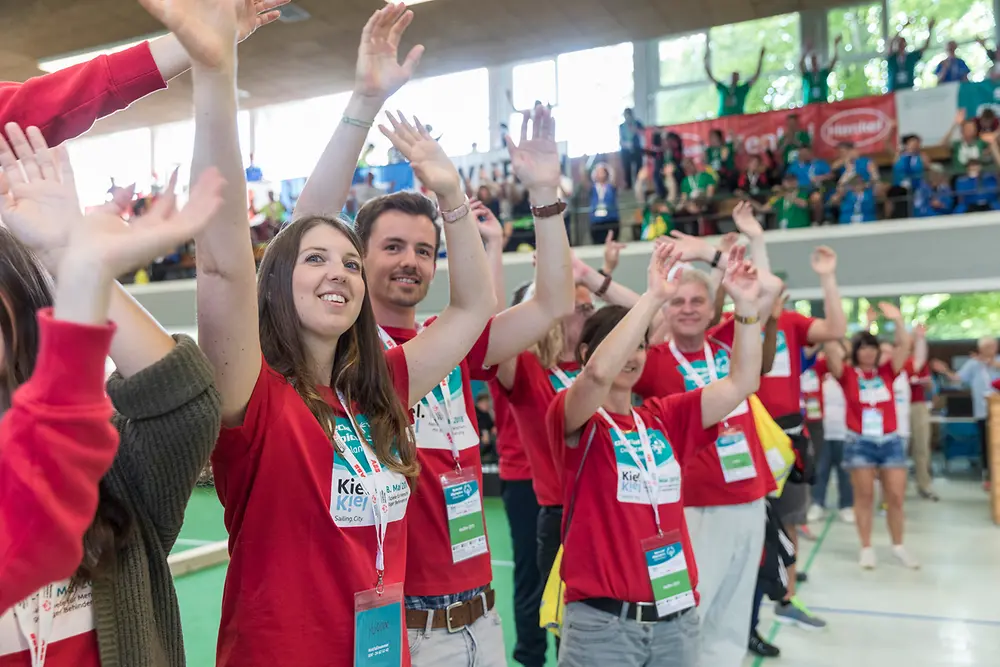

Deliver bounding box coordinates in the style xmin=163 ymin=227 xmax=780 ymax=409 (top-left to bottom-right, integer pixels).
xmin=405 ymin=588 xmax=496 ymax=633
xmin=581 ymin=597 xmax=692 ymax=624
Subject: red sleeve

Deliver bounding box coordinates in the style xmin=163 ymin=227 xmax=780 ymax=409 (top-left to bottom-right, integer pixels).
xmin=786 ymin=311 xmax=816 ymax=346
xmin=465 ymin=316 xmax=498 ymax=382
xmin=881 ymin=360 xmax=902 ymax=382
xmin=0 ymin=42 xmax=166 ymax=147
xmin=510 ymin=351 xmax=537 ymax=398
xmin=903 ymin=357 xmax=915 ymax=376
xmin=813 ymin=357 xmax=829 ymax=377
xmin=545 ymin=390 xmax=572 ymax=461
xmin=0 ymin=310 xmax=117 ymax=612
xmin=992 ymin=379 xmax=1000 ymax=392
xmin=385 ymin=345 xmax=410 ymax=408
xmin=707 ymin=315 xmax=736 ymax=347
xmin=643 ymin=389 xmax=716 ymax=463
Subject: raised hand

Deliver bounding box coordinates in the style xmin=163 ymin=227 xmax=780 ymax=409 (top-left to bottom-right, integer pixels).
xmin=505 ymin=106 xmax=562 ymax=195
xmin=355 ymin=3 xmax=424 ymax=102
xmin=65 ymin=169 xmax=224 ymax=278
xmin=719 ymin=231 xmax=740 ymax=253
xmin=721 ymin=246 xmax=761 ymax=309
xmin=646 ymin=242 xmax=681 ymax=303
xmin=138 ymin=0 xmax=239 ymax=69
xmin=570 ymin=254 xmax=592 ymax=284
xmin=237 ymin=0 xmax=288 ymax=42
xmin=771 ymin=291 xmax=789 ymax=320
xmin=0 ymin=124 xmax=84 ymax=272
xmin=866 ymin=305 xmax=878 ymax=326
xmin=732 ymin=201 xmax=764 ymax=238
xmin=666 ymin=229 xmax=714 ymax=262
xmin=603 ymin=231 xmax=626 ymax=274
xmin=379 ymin=111 xmax=461 ymax=198
xmin=914 ymin=323 xmax=927 ymax=339
xmin=471 ymin=198 xmax=503 ymax=245
xmin=810 ymin=245 xmax=837 ymax=275
xmin=878 ymin=301 xmax=902 ymax=321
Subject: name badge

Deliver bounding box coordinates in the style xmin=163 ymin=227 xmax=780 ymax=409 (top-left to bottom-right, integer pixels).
xmin=441 ymin=468 xmax=489 ymax=563
xmin=766 ymin=332 xmax=792 ymax=377
xmin=896 ymin=70 xmax=908 ymax=84
xmin=851 ymin=213 xmax=864 ymax=223
xmin=355 ymin=583 xmax=403 ymax=667
xmin=642 ymin=531 xmax=695 ymax=618
xmin=716 ymin=426 xmax=757 ymax=483
xmin=862 ymin=408 xmax=884 ymax=438
xmin=595 ymin=203 xmax=608 ymax=218
xmin=805 ymin=397 xmax=822 ymax=421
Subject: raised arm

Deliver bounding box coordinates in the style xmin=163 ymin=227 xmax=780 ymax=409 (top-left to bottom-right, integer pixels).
xmin=701 ymin=247 xmax=763 ymax=426
xmin=824 ymin=339 xmax=846 ymax=379
xmin=561 ymin=244 xmax=680 ymax=435
xmin=799 ymin=43 xmax=811 ymax=73
xmin=732 ymin=200 xmax=770 ymax=274
xmin=478 ymin=200 xmax=520 ymax=389
xmin=912 ymin=323 xmax=928 ymax=372
xmin=921 ymin=18 xmax=937 ymax=53
xmin=748 ymin=47 xmax=766 ymax=86
xmin=378 ymin=113 xmax=496 ymax=404
xmin=139 ymin=0 xmax=261 ymax=426
xmin=483 ymin=106 xmax=574 ymax=367
xmin=805 ymin=246 xmax=847 ymax=343
xmin=294 ymin=4 xmax=423 ymax=219
xmin=704 ymin=43 xmax=722 ymax=85
xmin=879 ymin=301 xmax=911 ymax=374
xmin=830 ymin=34 xmax=843 ymax=69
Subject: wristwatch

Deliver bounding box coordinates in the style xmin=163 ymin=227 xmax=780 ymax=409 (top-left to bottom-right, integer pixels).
xmin=440 ymin=198 xmax=471 ymax=224
xmin=530 ymin=200 xmax=567 ymax=218
xmin=710 ymin=250 xmax=723 ymax=269
xmin=733 ymin=313 xmax=760 ymax=325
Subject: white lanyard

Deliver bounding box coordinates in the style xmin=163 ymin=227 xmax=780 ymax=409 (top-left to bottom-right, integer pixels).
xmin=853 ymin=192 xmax=864 ymax=217
xmin=550 ymin=367 xmax=576 ymax=391
xmin=377 ymin=325 xmax=460 ymax=467
xmin=747 ymin=172 xmax=759 ymax=191
xmin=13 ymin=584 xmax=55 ymax=667
xmin=596 ymin=408 xmax=662 ymax=533
xmin=669 ymin=341 xmax=732 ymax=428
xmin=333 ymin=391 xmax=390 ymax=592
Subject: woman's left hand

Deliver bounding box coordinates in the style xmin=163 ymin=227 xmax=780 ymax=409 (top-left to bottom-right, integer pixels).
xmin=354 ymin=3 xmax=424 ymax=102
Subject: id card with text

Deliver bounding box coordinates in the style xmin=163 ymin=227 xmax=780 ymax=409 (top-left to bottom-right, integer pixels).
xmin=716 ymin=426 xmax=757 ymax=483
xmin=354 ymin=583 xmax=403 ymax=667
xmin=642 ymin=531 xmax=695 ymax=618
xmin=441 ymin=468 xmax=489 ymax=563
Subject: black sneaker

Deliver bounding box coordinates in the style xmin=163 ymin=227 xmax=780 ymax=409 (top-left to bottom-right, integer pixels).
xmin=749 ymin=631 xmax=781 ymax=658
xmin=796 ymin=571 xmax=808 ymax=583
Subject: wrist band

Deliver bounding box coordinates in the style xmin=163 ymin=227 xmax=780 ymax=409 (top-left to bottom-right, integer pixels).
xmin=710 ymin=250 xmax=723 ymax=269
xmin=440 ymin=198 xmax=471 ymax=224
xmin=733 ymin=313 xmax=759 ymax=325
xmin=595 ymin=273 xmax=613 ymax=298
xmin=342 ymin=115 xmax=373 ymax=129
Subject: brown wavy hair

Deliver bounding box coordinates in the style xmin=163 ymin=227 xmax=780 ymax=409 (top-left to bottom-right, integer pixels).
xmin=257 ymin=216 xmax=418 ymax=479
xmin=0 ymin=228 xmax=132 ymax=583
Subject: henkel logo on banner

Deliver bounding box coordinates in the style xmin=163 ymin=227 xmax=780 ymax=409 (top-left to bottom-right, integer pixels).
xmin=818 ymin=107 xmax=893 ymax=151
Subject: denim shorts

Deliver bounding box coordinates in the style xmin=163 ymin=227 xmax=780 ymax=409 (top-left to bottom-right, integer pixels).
xmin=844 ymin=432 xmax=907 ymax=470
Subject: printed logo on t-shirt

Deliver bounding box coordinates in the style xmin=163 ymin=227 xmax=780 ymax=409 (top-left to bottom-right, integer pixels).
xmin=765 ymin=331 xmax=791 ymax=377
xmin=858 ymin=375 xmax=891 ymax=404
xmin=611 ymin=428 xmax=682 ymax=505
xmin=411 ymin=366 xmax=478 ymax=451
xmin=331 ymin=414 xmax=410 ymax=528
xmin=0 ymin=579 xmax=95 ymax=656
xmin=548 ymin=368 xmax=581 ymax=392
xmin=801 ymin=369 xmax=820 ymax=393
xmin=676 ymin=350 xmax=747 ymax=418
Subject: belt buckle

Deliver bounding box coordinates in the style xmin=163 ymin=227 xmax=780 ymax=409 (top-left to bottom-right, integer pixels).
xmin=635 ymin=602 xmax=659 ymax=625
xmin=445 ymin=600 xmax=464 ymax=633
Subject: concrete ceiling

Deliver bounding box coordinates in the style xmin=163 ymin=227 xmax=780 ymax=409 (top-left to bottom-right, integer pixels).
xmin=1 ymin=0 xmax=846 ymax=135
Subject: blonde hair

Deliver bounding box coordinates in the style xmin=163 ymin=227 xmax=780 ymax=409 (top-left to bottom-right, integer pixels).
xmin=532 ymin=322 xmax=565 ymax=370
xmin=678 ymin=268 xmax=714 ymax=299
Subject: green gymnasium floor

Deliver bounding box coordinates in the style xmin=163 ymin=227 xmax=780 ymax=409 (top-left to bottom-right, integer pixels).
xmin=173 ymin=489 xmax=557 ymax=666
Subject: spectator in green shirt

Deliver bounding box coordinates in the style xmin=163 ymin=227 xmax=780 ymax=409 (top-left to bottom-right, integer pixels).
xmin=676 ymin=157 xmax=719 ymax=235
xmin=886 ymin=18 xmax=935 ymax=91
xmin=800 ymin=35 xmax=842 ymax=105
xmin=778 ymin=113 xmax=812 ymax=168
xmin=705 ymin=129 xmax=737 ymax=189
xmin=705 ymin=42 xmax=765 ymax=118
xmin=944 ymin=109 xmax=1000 ymax=170
xmin=765 ymin=173 xmax=813 ymax=229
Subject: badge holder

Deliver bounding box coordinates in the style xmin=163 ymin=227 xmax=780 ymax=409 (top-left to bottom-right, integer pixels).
xmin=641 ymin=529 xmax=695 ymax=619
xmin=441 ymin=466 xmax=489 ymax=564
xmin=805 ymin=397 xmax=822 ymax=421
xmin=716 ymin=425 xmax=758 ymax=483
xmin=862 ymin=407 xmax=884 ymax=438
xmin=355 ymin=582 xmax=403 ymax=667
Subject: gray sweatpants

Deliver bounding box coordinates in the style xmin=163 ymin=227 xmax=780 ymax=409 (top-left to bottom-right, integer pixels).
xmin=558 ymin=602 xmax=700 ymax=667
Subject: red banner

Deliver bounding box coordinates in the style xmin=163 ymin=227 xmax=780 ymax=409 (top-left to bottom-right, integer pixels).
xmin=648 ymin=94 xmax=897 ymax=164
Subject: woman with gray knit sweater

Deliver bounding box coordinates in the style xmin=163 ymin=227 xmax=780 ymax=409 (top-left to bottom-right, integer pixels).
xmin=0 ymin=121 xmax=227 ymax=663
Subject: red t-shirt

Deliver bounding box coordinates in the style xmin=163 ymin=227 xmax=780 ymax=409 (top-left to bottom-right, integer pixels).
xmin=499 ymin=352 xmax=581 ymax=507
xmin=212 ymin=349 xmax=412 ymax=667
xmin=801 ymin=357 xmax=828 ymax=422
xmin=633 ymin=332 xmax=775 ymax=507
xmin=0 ymin=579 xmax=100 ymax=667
xmin=383 ymin=319 xmax=497 ymax=598
xmin=837 ymin=362 xmax=901 ymax=435
xmin=546 ymin=389 xmax=715 ymax=605
xmin=908 ymin=361 xmax=931 ymax=403
xmin=758 ymin=311 xmax=815 ymax=418
xmin=488 ymin=381 xmax=532 ymax=481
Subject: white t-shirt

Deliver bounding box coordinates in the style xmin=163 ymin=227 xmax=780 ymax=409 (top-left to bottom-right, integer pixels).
xmin=894 ymin=371 xmax=912 ymax=438
xmin=0 ymin=579 xmax=97 ymax=662
xmin=822 ymin=374 xmax=847 ymax=441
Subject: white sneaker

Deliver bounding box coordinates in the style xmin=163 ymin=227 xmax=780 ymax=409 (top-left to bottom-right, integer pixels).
xmin=859 ymin=546 xmax=877 ymax=570
xmin=892 ymin=545 xmax=921 ymax=569
xmin=806 ymin=504 xmax=825 ymax=523
xmin=839 ymin=507 xmax=855 ymax=524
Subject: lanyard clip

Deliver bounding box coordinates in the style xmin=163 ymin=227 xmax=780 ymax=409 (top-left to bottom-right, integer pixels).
xmin=375 ymin=571 xmax=385 ymax=597
xmin=453 ymin=457 xmax=462 ymax=473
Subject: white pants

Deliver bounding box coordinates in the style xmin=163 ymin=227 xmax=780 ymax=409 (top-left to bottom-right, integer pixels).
xmin=408 ymin=609 xmax=508 ymax=667
xmin=684 ymin=499 xmax=766 ymax=667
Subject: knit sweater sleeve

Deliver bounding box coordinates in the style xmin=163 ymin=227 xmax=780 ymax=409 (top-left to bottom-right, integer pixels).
xmin=105 ymin=335 xmax=222 ymax=553
xmin=0 ymin=310 xmax=117 ymax=613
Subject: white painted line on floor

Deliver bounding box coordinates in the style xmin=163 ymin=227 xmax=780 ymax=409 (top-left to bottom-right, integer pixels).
xmin=174 ymin=538 xmax=218 ymax=546
xmin=491 ymin=560 xmax=515 ymax=568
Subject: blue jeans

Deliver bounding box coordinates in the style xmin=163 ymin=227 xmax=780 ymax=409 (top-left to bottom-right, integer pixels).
xmin=811 ymin=439 xmax=854 ymax=510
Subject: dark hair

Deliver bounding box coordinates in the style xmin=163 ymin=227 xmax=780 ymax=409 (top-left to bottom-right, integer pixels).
xmin=902 ymin=133 xmax=920 ymax=144
xmin=0 ymin=228 xmax=133 ymax=583
xmin=511 ymin=281 xmax=533 ymax=308
xmin=851 ymin=331 xmax=880 ymax=366
xmin=709 ymin=129 xmax=724 ymax=142
xmin=257 ymin=216 xmax=419 ymax=480
xmin=575 ymin=305 xmax=646 ymax=366
xmin=354 ymin=191 xmax=443 ymax=257
xmin=838 ymin=141 xmax=855 ymax=149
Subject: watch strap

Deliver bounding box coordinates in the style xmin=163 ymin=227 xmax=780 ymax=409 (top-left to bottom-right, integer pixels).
xmin=440 ymin=198 xmax=471 ymax=224
xmin=530 ymin=200 xmax=567 ymax=218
